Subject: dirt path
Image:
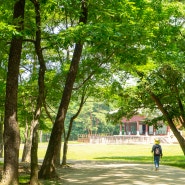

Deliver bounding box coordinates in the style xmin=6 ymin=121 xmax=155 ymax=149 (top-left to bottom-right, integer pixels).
xmin=57 ymin=161 xmax=185 ymax=185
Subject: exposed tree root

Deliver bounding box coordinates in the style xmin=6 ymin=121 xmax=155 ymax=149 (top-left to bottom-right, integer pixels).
xmin=60 ymin=164 xmax=72 ymax=168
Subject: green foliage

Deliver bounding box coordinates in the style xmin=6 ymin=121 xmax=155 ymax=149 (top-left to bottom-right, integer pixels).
xmin=1 ymin=0 xmax=185 ymax=164
xmin=65 ymin=99 xmax=119 ymax=140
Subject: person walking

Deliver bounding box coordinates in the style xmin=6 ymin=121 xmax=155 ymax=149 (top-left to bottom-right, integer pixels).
xmin=151 ymin=138 xmax=163 ymax=171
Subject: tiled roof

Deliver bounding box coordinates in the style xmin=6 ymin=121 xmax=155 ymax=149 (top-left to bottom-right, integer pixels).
xmin=122 ymin=115 xmax=145 ymax=123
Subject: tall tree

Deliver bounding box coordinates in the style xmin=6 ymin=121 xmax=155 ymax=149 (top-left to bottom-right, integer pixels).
xmin=139 ymin=64 xmax=185 ymax=154
xmin=1 ymin=0 xmax=25 ymax=184
xmin=39 ymin=0 xmax=88 ymax=178
xmin=107 ymin=63 xmax=185 ymax=154
xmin=29 ymin=0 xmax=46 ymax=184
xmin=62 ymin=88 xmax=87 ymax=166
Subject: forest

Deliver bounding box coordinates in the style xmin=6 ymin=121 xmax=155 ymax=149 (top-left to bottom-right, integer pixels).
xmin=1 ymin=0 xmax=185 ymax=184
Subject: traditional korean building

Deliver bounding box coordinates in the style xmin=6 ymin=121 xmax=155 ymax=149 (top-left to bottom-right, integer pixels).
xmin=77 ymin=114 xmax=175 ymax=144
xmin=121 ymin=115 xmax=171 ymax=136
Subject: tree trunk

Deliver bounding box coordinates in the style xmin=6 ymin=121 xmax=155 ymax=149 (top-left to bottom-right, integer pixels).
xmin=169 ymin=121 xmax=185 ymax=155
xmin=22 ymin=139 xmax=32 ymax=163
xmin=29 ymin=0 xmax=46 ymax=184
xmin=30 ymin=120 xmax=39 ymax=185
xmin=0 ymin=114 xmax=3 ymax=158
xmin=38 ymin=43 xmax=84 ymax=177
xmin=54 ymin=142 xmax=61 ymax=167
xmin=38 ymin=1 xmax=88 ymax=179
xmin=62 ymin=91 xmax=86 ymax=166
xmin=1 ymin=0 xmax=25 ymax=184
xmin=150 ymin=91 xmax=185 ymax=155
xmin=22 ymin=119 xmax=31 ymax=162
xmin=39 ymin=130 xmax=43 ymax=143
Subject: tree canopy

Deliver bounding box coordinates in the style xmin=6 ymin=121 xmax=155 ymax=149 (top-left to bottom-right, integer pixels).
xmin=1 ymin=0 xmax=185 ymax=183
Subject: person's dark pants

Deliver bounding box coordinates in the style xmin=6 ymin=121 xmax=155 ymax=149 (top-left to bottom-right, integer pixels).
xmin=154 ymin=155 xmax=160 ymax=169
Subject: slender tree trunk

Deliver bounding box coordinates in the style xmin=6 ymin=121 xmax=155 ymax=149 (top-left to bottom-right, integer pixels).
xmin=43 ymin=101 xmax=58 ymax=161
xmin=39 ymin=130 xmax=43 ymax=143
xmin=22 ymin=139 xmax=32 ymax=163
xmin=61 ymin=129 xmax=67 ymax=166
xmin=172 ymin=85 xmax=185 ymax=127
xmin=38 ymin=43 xmax=84 ymax=179
xmin=39 ymin=1 xmax=88 ymax=179
xmin=30 ymin=120 xmax=39 ymax=185
xmin=0 ymin=0 xmax=25 ymax=184
xmin=22 ymin=119 xmax=32 ymax=162
xmin=0 ymin=114 xmax=3 ymax=158
xmin=29 ymin=0 xmax=46 ymax=184
xmin=150 ymin=91 xmax=185 ymax=155
xmin=62 ymin=91 xmax=86 ymax=166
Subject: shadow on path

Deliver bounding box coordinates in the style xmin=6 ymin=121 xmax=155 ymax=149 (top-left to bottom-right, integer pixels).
xmin=59 ymin=161 xmax=185 ymax=185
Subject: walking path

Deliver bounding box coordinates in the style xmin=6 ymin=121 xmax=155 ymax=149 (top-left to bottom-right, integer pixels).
xmin=59 ymin=161 xmax=185 ymax=185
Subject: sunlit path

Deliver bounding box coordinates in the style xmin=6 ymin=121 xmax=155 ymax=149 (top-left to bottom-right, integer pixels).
xmin=59 ymin=161 xmax=185 ymax=185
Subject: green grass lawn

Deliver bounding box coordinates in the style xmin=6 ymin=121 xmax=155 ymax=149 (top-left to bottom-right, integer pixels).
xmin=65 ymin=143 xmax=185 ymax=168
xmin=19 ymin=142 xmax=185 ymax=169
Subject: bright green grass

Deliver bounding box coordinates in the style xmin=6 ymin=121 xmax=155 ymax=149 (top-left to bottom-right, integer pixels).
xmin=19 ymin=175 xmax=30 ymax=184
xmin=65 ymin=143 xmax=185 ymax=169
xmin=66 ymin=143 xmax=183 ymax=159
xmin=20 ymin=142 xmax=185 ymax=168
xmin=19 ymin=143 xmax=184 ymax=160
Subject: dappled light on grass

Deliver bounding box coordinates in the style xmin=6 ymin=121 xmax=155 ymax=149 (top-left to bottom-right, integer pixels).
xmin=95 ymin=156 xmax=153 ymax=163
xmin=66 ymin=143 xmax=185 ymax=169
xmin=160 ymin=156 xmax=185 ymax=169
xmin=94 ymin=155 xmax=185 ymax=169
xmin=19 ymin=175 xmax=30 ymax=184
